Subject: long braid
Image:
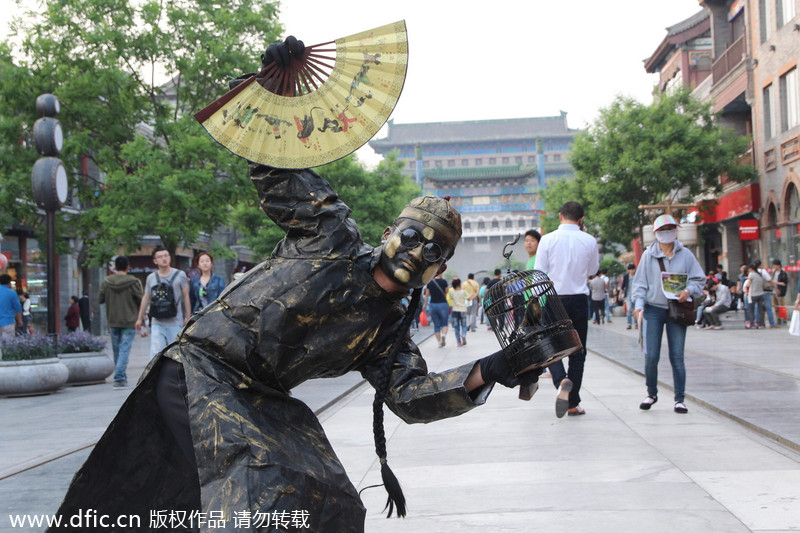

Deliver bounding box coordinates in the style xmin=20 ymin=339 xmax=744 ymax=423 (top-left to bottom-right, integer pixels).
xmin=371 ymin=287 xmax=422 ymax=518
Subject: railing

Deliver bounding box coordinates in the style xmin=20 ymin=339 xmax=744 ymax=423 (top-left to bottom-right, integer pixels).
xmin=711 ymin=35 xmax=746 ymax=83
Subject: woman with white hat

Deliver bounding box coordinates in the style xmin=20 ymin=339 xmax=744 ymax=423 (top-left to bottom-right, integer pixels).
xmin=631 ymin=215 xmax=705 ymax=414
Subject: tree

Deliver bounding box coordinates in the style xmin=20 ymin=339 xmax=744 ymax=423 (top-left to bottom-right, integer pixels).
xmin=2 ymin=0 xmax=283 ymax=264
xmin=231 ymin=153 xmax=420 ymax=261
xmin=569 ymin=88 xmax=756 ymax=247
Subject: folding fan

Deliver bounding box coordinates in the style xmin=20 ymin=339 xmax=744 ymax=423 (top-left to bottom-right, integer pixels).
xmin=195 ymin=20 xmax=408 ymax=168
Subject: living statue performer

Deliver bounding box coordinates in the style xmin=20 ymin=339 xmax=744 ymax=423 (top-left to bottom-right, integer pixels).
xmin=49 ymin=39 xmax=536 ymax=533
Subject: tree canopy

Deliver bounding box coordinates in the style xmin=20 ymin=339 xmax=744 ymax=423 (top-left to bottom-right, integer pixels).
xmin=567 ymin=88 xmax=756 ymax=246
xmin=1 ymin=0 xmax=283 ymax=264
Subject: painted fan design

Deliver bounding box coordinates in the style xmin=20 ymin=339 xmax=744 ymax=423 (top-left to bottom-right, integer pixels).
xmin=195 ymin=21 xmax=408 ymax=168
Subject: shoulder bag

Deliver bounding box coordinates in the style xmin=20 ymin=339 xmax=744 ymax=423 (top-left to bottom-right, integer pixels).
xmin=657 ymin=257 xmax=695 ymax=326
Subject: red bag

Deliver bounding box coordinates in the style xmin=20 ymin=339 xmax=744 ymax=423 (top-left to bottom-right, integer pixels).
xmin=779 ymin=306 xmax=788 ymax=320
xmin=419 ymin=310 xmax=428 ymax=327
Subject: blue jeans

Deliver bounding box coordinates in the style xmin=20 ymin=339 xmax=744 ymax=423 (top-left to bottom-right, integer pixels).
xmin=762 ymin=294 xmax=776 ymax=326
xmin=451 ymin=311 xmax=467 ymax=343
xmin=550 ymin=295 xmax=589 ymax=408
xmin=110 ymin=327 xmax=136 ymax=382
xmin=626 ymin=297 xmax=634 ymax=325
xmin=428 ymin=302 xmax=450 ymax=333
xmin=150 ymin=323 xmax=183 ymax=359
xmin=642 ymin=304 xmax=687 ymax=402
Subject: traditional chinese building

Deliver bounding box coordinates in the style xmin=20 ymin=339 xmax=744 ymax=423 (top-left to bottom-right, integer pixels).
xmin=369 ymin=114 xmax=580 ymax=278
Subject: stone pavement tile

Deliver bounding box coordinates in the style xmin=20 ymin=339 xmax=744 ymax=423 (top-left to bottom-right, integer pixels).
xmin=315 ymin=327 xmax=800 ymax=533
xmin=688 ymin=470 xmax=800 ymax=531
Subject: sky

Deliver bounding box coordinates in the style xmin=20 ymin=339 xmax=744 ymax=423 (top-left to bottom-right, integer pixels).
xmin=1 ymin=0 xmax=704 ymax=165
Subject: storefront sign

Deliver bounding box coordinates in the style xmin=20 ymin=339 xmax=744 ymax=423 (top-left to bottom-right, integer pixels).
xmin=738 ymin=219 xmax=760 ymax=240
xmin=700 ymin=184 xmax=760 ymax=223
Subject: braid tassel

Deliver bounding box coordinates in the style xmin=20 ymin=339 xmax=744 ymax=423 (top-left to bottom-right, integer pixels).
xmin=371 ymin=288 xmax=421 ymax=519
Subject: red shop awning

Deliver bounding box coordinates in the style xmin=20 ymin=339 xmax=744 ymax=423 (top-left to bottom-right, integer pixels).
xmin=698 ymin=184 xmax=760 ymax=224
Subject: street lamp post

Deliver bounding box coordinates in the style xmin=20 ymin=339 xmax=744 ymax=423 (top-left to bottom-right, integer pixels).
xmin=31 ymin=93 xmax=68 ymax=335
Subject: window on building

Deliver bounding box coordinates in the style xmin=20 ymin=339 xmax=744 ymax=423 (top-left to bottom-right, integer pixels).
xmin=518 ymin=219 xmax=527 ymax=228
xmin=515 ymin=156 xmax=522 ymax=164
xmin=502 ymin=157 xmax=509 ymax=164
xmin=478 ymin=220 xmax=485 ymax=230
xmin=788 ymin=185 xmax=800 ymax=266
xmin=553 ymin=154 xmax=561 ymax=162
xmin=491 ymin=219 xmax=499 ymax=228
xmin=505 ymin=219 xmax=513 ymax=228
xmin=764 ymin=84 xmax=774 ymax=140
xmin=423 ymin=161 xmax=430 ymax=168
xmin=780 ymin=68 xmax=799 ymax=132
xmin=759 ymin=0 xmax=772 ymax=42
xmin=543 ymin=155 xmax=548 ymax=162
xmin=447 ymin=159 xmax=455 ymax=167
xmin=527 ymin=156 xmax=535 ymax=163
xmin=777 ymin=0 xmax=796 ymax=27
xmin=489 ymin=157 xmax=496 ymax=165
xmin=408 ymin=160 xmax=414 ymax=167
xmin=476 ymin=158 xmax=483 ymax=166
xmin=463 ymin=220 xmax=471 ymax=230
xmin=435 ymin=160 xmax=442 ymax=168
xmin=461 ymin=159 xmax=469 ymax=166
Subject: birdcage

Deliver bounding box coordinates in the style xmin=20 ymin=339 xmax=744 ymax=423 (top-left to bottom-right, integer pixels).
xmin=484 ymin=270 xmax=583 ymax=375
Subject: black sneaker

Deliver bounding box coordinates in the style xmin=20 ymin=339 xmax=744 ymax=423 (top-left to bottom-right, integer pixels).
xmin=113 ymin=380 xmax=131 ymax=390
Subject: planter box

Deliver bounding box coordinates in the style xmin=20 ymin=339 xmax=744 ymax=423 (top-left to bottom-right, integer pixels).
xmin=0 ymin=358 xmax=69 ymax=397
xmin=59 ymin=351 xmax=114 ymax=386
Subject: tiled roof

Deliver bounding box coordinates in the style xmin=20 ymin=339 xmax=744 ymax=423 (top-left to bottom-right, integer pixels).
xmin=666 ymin=9 xmax=709 ymax=37
xmin=644 ymin=9 xmax=710 ymax=72
xmin=370 ymin=114 xmax=577 ymax=149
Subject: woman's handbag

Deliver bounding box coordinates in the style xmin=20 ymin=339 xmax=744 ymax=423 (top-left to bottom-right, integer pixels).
xmin=657 ymin=257 xmax=696 ymax=326
xmin=667 ymin=299 xmax=696 ymax=326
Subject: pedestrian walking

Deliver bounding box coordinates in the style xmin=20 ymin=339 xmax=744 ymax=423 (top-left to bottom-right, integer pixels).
xmin=463 ymin=273 xmax=481 ymax=332
xmin=632 ymin=215 xmax=705 ymax=414
xmin=771 ymin=259 xmax=788 ymax=325
xmin=535 ymin=201 xmax=600 ymax=417
xmin=189 ymin=251 xmax=227 ymax=313
xmin=17 ymin=292 xmax=31 ymax=335
xmin=65 ymin=296 xmax=81 ymax=333
xmin=425 ymin=271 xmax=450 ymax=347
xmin=450 ymin=277 xmax=469 ymax=346
xmin=99 ymin=255 xmax=143 ymax=389
xmin=0 ymin=274 xmax=22 ymax=339
xmin=135 ymin=246 xmax=191 ymax=358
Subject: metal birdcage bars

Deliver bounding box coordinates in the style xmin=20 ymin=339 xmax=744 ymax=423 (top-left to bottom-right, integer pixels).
xmin=483 ymin=270 xmax=582 ymax=375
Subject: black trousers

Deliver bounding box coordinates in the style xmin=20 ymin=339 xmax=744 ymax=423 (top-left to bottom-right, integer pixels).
xmin=155 ymin=358 xmax=202 ymax=508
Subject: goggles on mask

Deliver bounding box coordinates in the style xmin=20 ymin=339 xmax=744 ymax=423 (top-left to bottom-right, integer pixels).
xmin=398 ymin=228 xmax=444 ymax=263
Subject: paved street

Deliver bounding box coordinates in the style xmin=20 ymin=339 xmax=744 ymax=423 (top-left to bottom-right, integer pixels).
xmin=1 ymin=309 xmax=799 ymax=532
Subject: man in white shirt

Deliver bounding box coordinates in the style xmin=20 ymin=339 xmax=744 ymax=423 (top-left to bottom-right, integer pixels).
xmin=535 ymin=201 xmax=600 ymax=418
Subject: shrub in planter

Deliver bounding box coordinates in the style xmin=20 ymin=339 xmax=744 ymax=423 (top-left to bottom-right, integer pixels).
xmin=58 ymin=331 xmax=107 ymax=354
xmin=0 ymin=335 xmax=56 ymax=361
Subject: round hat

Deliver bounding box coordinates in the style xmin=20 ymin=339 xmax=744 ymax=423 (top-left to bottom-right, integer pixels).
xmin=652 ymin=214 xmax=679 ymax=231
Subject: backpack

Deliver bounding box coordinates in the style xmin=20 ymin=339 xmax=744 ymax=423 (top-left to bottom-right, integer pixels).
xmin=148 ymin=271 xmax=179 ymax=319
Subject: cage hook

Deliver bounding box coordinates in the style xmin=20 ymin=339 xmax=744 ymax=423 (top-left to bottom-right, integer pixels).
xmin=502 ymin=233 xmax=521 ymax=274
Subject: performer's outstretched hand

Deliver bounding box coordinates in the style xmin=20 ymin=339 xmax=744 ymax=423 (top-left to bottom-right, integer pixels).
xmin=262 ymin=35 xmax=305 ymax=69
xmin=479 ymin=351 xmax=520 ymax=388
